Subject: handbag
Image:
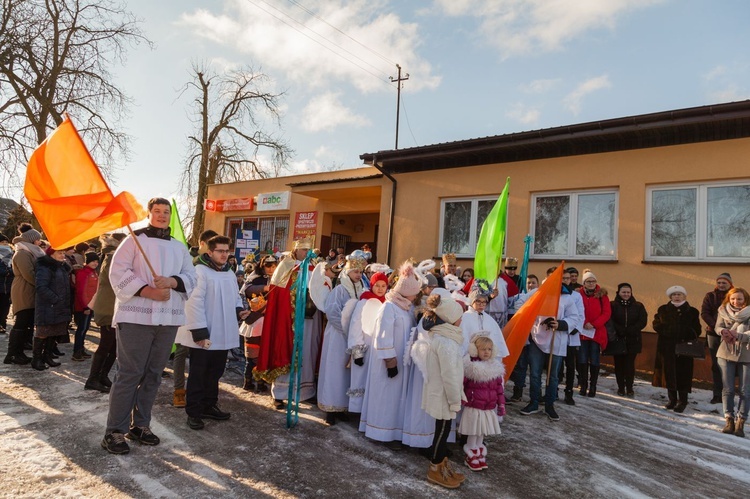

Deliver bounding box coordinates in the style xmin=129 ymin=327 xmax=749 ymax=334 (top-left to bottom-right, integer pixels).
xmin=675 ymin=338 xmax=706 ymax=359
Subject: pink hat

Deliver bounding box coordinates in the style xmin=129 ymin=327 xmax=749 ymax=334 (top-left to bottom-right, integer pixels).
xmin=392 ymin=261 xmax=422 ymax=297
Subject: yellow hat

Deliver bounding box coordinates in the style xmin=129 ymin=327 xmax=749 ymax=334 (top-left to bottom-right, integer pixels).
xmin=293 ymin=236 xmax=315 ymax=251
xmin=442 ymin=253 xmax=457 ymax=266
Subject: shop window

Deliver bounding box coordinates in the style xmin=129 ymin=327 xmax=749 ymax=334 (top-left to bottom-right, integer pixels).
xmin=531 ymin=190 xmax=618 ymax=260
xmin=647 ymin=182 xmax=750 ymax=261
xmin=439 ymin=196 xmax=497 ymax=257
xmin=226 ymin=216 xmax=289 ymax=254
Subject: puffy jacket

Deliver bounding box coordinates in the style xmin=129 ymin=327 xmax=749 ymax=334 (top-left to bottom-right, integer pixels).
xmin=579 ymin=286 xmax=612 ymax=350
xmin=35 ymin=255 xmax=72 ymax=326
xmin=74 ymin=265 xmax=98 ymax=312
xmin=610 ymin=297 xmax=648 ymax=354
xmin=462 ymin=355 xmax=505 ymax=416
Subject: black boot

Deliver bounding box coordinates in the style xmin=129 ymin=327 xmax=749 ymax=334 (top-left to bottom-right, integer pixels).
xmin=674 ymin=391 xmax=688 ymax=413
xmin=88 ymin=347 xmax=106 ymax=381
xmin=564 ymin=389 xmax=575 ymax=406
xmin=665 ymin=390 xmax=677 ymax=410
xmin=99 ymin=351 xmax=116 ymax=387
xmin=577 ymin=364 xmax=589 ymax=396
xmin=43 ymin=337 xmax=61 ymax=367
xmin=588 ymin=366 xmax=600 ymax=397
xmin=4 ymin=328 xmax=32 ymax=365
xmin=31 ymin=338 xmax=48 ymax=371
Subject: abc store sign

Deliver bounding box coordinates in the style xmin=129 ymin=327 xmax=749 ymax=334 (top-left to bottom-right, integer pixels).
xmin=255 ymin=191 xmax=290 ymax=211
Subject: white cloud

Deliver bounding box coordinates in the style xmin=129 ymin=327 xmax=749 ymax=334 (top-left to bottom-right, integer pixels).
xmin=563 ymin=75 xmax=611 ymax=115
xmin=179 ymin=0 xmax=440 ymax=94
xmin=521 ymin=78 xmax=560 ymax=94
xmin=703 ymin=65 xmax=726 ymax=81
xmin=433 ymin=0 xmax=664 ymax=58
xmin=506 ymin=103 xmax=540 ymax=125
xmin=300 ymin=92 xmax=371 ymax=132
xmin=708 ymin=85 xmax=750 ymax=103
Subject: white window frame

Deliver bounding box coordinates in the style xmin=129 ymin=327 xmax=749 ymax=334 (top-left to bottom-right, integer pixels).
xmin=438 ymin=195 xmax=499 ymax=258
xmin=645 ymin=180 xmax=750 ymax=262
xmin=530 ymin=189 xmax=619 ymax=260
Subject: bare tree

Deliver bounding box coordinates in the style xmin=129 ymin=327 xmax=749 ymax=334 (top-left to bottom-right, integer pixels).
xmin=0 ymin=0 xmax=150 ymax=193
xmin=180 ymin=62 xmax=292 ymax=244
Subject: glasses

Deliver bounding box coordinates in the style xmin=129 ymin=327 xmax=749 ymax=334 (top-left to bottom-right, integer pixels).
xmin=212 ymin=249 xmax=231 ymax=254
xmin=474 ymin=300 xmax=488 ymax=305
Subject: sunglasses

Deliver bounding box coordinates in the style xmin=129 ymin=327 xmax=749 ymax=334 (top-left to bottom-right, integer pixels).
xmin=506 ymin=267 xmax=517 ymax=270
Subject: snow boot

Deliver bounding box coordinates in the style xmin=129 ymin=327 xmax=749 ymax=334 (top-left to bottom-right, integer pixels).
xmin=463 ymin=445 xmax=482 ymax=471
xmin=577 ymin=364 xmax=589 ymax=396
xmin=43 ymin=337 xmax=61 ymax=367
xmin=3 ymin=328 xmax=32 ymax=365
xmin=173 ymin=388 xmax=186 ymax=408
xmin=722 ymin=416 xmax=735 ymax=434
xmin=478 ymin=444 xmax=488 ymax=470
xmin=31 ymin=338 xmax=48 ymax=371
xmin=735 ymin=418 xmax=746 ymax=438
xmin=665 ymin=390 xmax=677 ymax=410
xmin=588 ymin=366 xmax=599 ymax=397
xmin=564 ymin=389 xmax=575 ymax=406
xmin=427 ymin=458 xmax=461 ymax=489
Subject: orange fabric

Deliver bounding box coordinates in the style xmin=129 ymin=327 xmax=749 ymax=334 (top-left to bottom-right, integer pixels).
xmin=24 ymin=116 xmax=146 ymax=249
xmin=502 ymin=263 xmax=565 ymax=381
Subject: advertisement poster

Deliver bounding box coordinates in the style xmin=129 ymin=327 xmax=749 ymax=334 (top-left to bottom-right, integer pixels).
xmin=235 ymin=229 xmax=260 ymax=263
xmin=293 ymin=211 xmax=318 ymax=240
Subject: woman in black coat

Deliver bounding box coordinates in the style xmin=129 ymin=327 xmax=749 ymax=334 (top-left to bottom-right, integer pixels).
xmin=610 ymin=283 xmax=648 ymax=397
xmin=33 ymin=247 xmax=72 ymax=371
xmin=652 ymin=285 xmax=701 ymax=413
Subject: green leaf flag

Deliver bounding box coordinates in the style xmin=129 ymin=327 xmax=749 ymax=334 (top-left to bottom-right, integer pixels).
xmin=169 ymin=198 xmax=188 ymax=247
xmin=474 ymin=177 xmax=510 ymax=282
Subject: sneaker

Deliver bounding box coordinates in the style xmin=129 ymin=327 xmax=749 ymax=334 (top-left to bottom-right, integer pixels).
xmin=101 ymin=432 xmax=130 ymax=454
xmin=201 ymin=405 xmax=231 ymax=421
xmin=545 ymin=405 xmax=560 ymax=422
xmin=519 ymin=403 xmax=540 ymax=416
xmin=126 ymin=426 xmax=160 ymax=445
xmin=187 ymin=416 xmax=205 ymax=430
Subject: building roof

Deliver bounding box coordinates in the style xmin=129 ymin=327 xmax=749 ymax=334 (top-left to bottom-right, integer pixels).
xmin=286 ymin=173 xmax=382 ymax=187
xmin=360 ymin=100 xmax=750 ymax=173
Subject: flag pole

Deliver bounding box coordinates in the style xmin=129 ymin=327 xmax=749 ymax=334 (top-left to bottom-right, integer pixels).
xmin=127 ymin=225 xmax=157 ymax=277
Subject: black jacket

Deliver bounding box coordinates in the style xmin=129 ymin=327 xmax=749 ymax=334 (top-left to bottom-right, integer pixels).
xmin=34 ymin=255 xmax=72 ymax=326
xmin=610 ymin=297 xmax=648 ymax=354
xmin=653 ymin=302 xmax=700 ymax=343
xmin=700 ymin=289 xmax=728 ymax=337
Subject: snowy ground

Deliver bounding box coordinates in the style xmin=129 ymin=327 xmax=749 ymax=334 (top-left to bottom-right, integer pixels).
xmin=1 ymin=328 xmax=749 ymax=498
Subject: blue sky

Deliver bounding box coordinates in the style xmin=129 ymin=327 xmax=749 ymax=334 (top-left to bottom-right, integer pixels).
xmin=112 ymin=0 xmax=750 ymax=211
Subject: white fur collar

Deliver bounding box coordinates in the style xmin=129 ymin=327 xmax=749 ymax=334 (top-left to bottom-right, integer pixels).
xmin=462 ymin=355 xmax=505 ymax=382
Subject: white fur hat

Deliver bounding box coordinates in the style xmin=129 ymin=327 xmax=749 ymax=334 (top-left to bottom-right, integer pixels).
xmin=666 ymin=285 xmax=687 ymax=298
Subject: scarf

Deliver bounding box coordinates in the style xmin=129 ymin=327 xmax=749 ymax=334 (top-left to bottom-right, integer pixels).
xmin=339 ymin=272 xmax=363 ymax=300
xmin=15 ymin=240 xmax=45 ymax=259
xmin=670 ymin=300 xmax=686 ymax=308
xmin=717 ymin=303 xmax=750 ymax=332
xmin=386 ymin=289 xmax=413 ymax=311
xmin=428 ymin=322 xmax=464 ymax=345
xmin=360 ymin=290 xmax=385 ymax=303
xmin=197 ymin=253 xmax=231 ymax=272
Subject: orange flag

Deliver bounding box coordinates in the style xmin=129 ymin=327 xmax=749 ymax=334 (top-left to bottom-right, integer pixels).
xmin=24 ymin=116 xmax=146 ymax=249
xmin=502 ymin=262 xmax=565 ymax=381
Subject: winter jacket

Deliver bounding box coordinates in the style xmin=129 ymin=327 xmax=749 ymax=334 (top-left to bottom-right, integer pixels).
xmin=610 ymin=297 xmax=648 ymax=355
xmin=421 ymin=323 xmax=465 ymax=421
xmin=462 ymin=356 xmax=506 ymax=416
xmin=579 ymin=286 xmax=612 ymax=350
xmin=701 ymin=288 xmax=728 ymax=337
xmin=91 ymin=246 xmax=117 ymax=327
xmin=34 ymin=255 xmax=72 ymax=326
xmin=11 ymin=239 xmax=43 ymax=312
xmin=0 ymin=246 xmax=13 ymax=295
xmin=74 ymin=265 xmax=99 ymax=312
xmin=652 ymin=302 xmax=701 ymax=344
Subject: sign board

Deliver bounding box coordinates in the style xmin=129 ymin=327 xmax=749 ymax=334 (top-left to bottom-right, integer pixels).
xmin=204 ymin=197 xmax=253 ymax=212
xmin=235 ymin=229 xmax=260 ymax=263
xmin=293 ymin=211 xmax=318 ymax=239
xmin=255 ymin=191 xmax=290 ymax=211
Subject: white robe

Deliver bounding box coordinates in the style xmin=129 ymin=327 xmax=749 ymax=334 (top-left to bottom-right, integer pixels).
xmin=359 ymin=301 xmax=414 ymax=442
xmin=530 ymin=292 xmax=583 ymax=356
xmin=271 ymin=310 xmax=323 ymax=402
xmin=318 ymin=284 xmax=357 ymax=412
xmin=347 ymin=298 xmax=381 ymax=413
xmin=175 ymin=265 xmax=242 ymax=350
xmin=460 ymin=309 xmax=510 ymax=359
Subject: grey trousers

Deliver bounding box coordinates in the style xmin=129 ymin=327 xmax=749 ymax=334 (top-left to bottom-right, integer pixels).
xmin=173 ymin=343 xmax=189 ymax=390
xmin=105 ymin=323 xmax=178 ymax=434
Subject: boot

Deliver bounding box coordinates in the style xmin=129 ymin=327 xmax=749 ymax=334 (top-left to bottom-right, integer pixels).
xmin=735 ymin=418 xmax=746 ymax=438
xmin=242 ymin=378 xmax=256 ymax=391
xmin=31 ymin=338 xmax=48 ymax=371
xmin=588 ymin=366 xmax=599 ymax=398
xmin=427 ymin=458 xmax=461 ymax=489
xmin=674 ymin=392 xmax=688 ymax=413
xmin=510 ymin=385 xmax=523 ymax=402
xmin=478 ymin=444 xmax=488 ymax=470
xmin=3 ymin=328 xmax=32 ymax=365
xmin=88 ymin=346 xmax=106 ymax=381
xmin=722 ymin=416 xmax=736 ymax=434
xmin=564 ymin=390 xmax=575 ymax=406
xmin=43 ymin=337 xmax=61 ymax=367
xmin=84 ymin=377 xmax=110 ymax=393
xmin=665 ymin=390 xmax=677 ymax=410
xmin=577 ymin=364 xmax=589 ymax=396
xmin=173 ymin=388 xmax=187 ymax=408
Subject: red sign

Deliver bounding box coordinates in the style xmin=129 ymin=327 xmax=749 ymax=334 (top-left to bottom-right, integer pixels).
xmin=204 ymin=197 xmax=254 ymax=212
xmin=293 ymin=211 xmax=318 ymax=239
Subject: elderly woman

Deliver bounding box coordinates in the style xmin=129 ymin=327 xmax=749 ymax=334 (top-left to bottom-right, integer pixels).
xmin=652 ymin=285 xmax=701 ymax=413
xmin=610 ymin=283 xmax=648 ymax=397
xmin=715 ymin=287 xmax=750 ymax=438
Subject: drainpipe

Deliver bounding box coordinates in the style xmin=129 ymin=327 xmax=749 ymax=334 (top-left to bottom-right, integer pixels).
xmin=371 ymin=156 xmax=396 ymax=267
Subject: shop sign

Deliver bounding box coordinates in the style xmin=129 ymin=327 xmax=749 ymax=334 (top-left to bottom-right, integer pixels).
xmin=255 ymin=191 xmax=290 ymax=211
xmin=204 ymin=197 xmax=254 ymax=212
xmin=293 ymin=211 xmax=318 ymax=239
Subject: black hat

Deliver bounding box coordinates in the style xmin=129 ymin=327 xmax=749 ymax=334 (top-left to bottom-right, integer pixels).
xmin=85 ymin=251 xmax=100 ymax=264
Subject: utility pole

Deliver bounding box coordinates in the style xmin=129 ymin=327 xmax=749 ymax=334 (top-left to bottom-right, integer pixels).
xmin=389 ymin=64 xmax=409 ymax=149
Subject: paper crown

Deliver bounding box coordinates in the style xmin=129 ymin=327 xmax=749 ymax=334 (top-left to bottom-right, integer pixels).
xmin=293 ymin=236 xmax=315 ymax=251
xmin=442 ymin=253 xmax=457 ymax=266
xmin=345 ymin=254 xmax=368 ymax=272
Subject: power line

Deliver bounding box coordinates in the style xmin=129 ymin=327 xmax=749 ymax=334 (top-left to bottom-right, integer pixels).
xmin=399 ymin=92 xmax=419 ymax=148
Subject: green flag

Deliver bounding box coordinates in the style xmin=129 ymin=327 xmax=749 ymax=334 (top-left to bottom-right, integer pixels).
xmin=474 ymin=177 xmax=510 ymax=282
xmin=169 ymin=198 xmax=188 ymax=247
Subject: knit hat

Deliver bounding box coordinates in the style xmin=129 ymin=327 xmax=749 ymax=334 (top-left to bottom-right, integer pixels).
xmin=392 ymin=261 xmax=422 ymax=297
xmin=617 ymin=283 xmax=632 ymax=293
xmin=428 ymin=293 xmax=463 ymax=325
xmin=75 ymin=242 xmax=90 ymax=253
xmin=370 ymin=272 xmax=389 ymax=288
xmin=20 ymin=228 xmax=42 ymax=244
xmin=423 ymin=273 xmax=438 ymax=288
xmin=84 ymin=251 xmax=100 ymax=264
xmin=468 ymin=278 xmax=492 ymax=304
xmin=666 ymin=285 xmax=687 ymax=298
xmin=716 ymin=272 xmax=733 ymax=285
xmin=45 ymin=246 xmax=58 ymax=256
xmin=581 ymin=270 xmax=597 ymax=283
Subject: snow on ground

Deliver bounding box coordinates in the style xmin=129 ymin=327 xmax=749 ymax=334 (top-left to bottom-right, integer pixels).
xmin=2 ymin=329 xmax=749 ymax=498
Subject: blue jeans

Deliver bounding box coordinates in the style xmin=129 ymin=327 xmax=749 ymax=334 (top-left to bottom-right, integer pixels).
xmin=577 ymin=340 xmax=601 ymax=367
xmin=74 ymin=311 xmax=92 ymax=353
xmin=717 ymin=358 xmax=750 ymax=419
xmin=510 ymin=344 xmax=529 ymax=388
xmin=528 ymin=341 xmax=563 ymax=407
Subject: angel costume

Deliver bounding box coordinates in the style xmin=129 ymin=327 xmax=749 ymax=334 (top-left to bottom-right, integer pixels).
xmin=347 ymin=289 xmax=386 ymax=413
xmin=460 ymin=307 xmax=510 ymax=359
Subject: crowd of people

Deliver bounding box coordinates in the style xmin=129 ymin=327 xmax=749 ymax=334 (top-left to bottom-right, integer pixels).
xmin=2 ymin=199 xmax=749 ymax=489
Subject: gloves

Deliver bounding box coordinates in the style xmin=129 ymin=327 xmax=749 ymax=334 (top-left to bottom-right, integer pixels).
xmin=354 ymin=357 xmax=364 ymax=367
xmin=387 ymin=366 xmax=398 ymax=378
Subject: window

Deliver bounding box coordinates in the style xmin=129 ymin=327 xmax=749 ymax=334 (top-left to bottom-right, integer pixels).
xmin=531 ymin=190 xmax=618 ymax=259
xmin=439 ymin=196 xmax=498 ymax=257
xmin=647 ymin=181 xmax=750 ymax=261
xmin=225 ymin=216 xmax=289 ymax=254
